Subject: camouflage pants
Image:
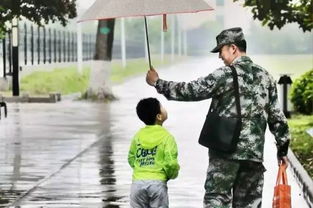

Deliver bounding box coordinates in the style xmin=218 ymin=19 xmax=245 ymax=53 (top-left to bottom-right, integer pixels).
xmin=203 ymin=157 xmax=266 ymax=208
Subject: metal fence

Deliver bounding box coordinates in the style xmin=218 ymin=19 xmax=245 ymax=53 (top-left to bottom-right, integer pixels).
xmin=0 ymin=23 xmax=96 ymax=78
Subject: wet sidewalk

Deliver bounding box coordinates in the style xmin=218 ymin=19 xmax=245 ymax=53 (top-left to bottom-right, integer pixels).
xmin=0 ymin=57 xmax=310 ymax=207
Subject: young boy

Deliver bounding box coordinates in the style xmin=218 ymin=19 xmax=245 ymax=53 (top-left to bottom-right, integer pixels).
xmin=128 ymin=98 xmax=180 ymax=208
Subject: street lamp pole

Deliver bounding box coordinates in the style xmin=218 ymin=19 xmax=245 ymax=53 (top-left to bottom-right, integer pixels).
xmin=278 ymin=75 xmax=293 ymax=118
xmin=12 ymin=17 xmax=20 ymax=96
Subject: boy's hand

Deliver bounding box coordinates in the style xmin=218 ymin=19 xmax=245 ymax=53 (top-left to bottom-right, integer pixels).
xmin=146 ymin=66 xmax=159 ymax=86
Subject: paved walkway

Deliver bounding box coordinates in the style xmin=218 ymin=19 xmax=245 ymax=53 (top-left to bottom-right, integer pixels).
xmin=0 ymin=57 xmax=309 ymax=207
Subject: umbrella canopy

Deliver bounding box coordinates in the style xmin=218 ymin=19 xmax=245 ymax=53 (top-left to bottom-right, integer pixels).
xmin=79 ymin=0 xmax=213 ymax=21
xmin=79 ymin=0 xmax=214 ymax=68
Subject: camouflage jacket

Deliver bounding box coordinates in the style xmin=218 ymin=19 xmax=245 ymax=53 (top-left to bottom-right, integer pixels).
xmin=155 ymin=56 xmax=290 ymax=162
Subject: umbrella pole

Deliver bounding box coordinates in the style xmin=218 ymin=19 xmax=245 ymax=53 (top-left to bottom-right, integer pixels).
xmin=144 ymin=16 xmax=152 ymax=69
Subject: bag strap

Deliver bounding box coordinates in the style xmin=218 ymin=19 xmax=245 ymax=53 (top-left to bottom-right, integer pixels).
xmin=209 ymin=65 xmax=241 ymax=117
xmin=230 ymin=65 xmax=242 ymax=117
xmin=276 ymin=164 xmax=289 ymax=185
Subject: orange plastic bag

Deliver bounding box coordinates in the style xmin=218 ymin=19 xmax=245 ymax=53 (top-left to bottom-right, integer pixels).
xmin=272 ymin=164 xmax=291 ymax=208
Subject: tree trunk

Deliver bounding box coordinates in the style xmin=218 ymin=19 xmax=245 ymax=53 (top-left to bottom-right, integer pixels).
xmin=94 ymin=19 xmax=115 ymax=61
xmin=85 ymin=19 xmax=116 ymax=101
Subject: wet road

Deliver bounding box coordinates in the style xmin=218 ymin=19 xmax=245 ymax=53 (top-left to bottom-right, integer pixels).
xmin=0 ymin=57 xmax=309 ymax=207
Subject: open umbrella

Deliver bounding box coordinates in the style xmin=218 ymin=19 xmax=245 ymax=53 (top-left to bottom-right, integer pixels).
xmin=79 ymin=0 xmax=213 ymax=68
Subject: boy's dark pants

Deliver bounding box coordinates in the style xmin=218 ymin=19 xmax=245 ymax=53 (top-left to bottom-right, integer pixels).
xmin=204 ymin=157 xmax=266 ymax=208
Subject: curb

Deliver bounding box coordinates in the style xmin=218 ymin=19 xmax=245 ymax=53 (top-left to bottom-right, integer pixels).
xmin=0 ymin=93 xmax=61 ymax=103
xmin=288 ymin=148 xmax=313 ymax=208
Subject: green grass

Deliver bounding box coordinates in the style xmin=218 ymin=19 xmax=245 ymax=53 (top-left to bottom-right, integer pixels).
xmin=288 ymin=114 xmax=313 ymax=178
xmin=251 ymin=54 xmax=313 ymax=80
xmin=20 ymin=66 xmax=90 ymax=95
xmin=16 ymin=56 xmax=179 ymax=95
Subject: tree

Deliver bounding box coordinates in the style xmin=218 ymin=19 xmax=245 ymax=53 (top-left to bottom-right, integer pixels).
xmin=0 ymin=0 xmax=76 ymax=34
xmin=0 ymin=0 xmax=77 ymax=96
xmin=235 ymin=0 xmax=313 ymax=32
xmin=84 ymin=19 xmax=117 ymax=100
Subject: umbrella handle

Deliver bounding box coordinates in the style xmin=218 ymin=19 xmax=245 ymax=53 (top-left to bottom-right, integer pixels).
xmin=144 ymin=16 xmax=152 ymax=69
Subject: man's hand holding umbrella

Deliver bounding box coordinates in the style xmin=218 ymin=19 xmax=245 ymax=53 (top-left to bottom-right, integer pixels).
xmin=146 ymin=67 xmax=159 ymax=86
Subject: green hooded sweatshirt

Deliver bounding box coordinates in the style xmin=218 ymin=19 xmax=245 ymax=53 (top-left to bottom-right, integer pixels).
xmin=128 ymin=125 xmax=180 ymax=181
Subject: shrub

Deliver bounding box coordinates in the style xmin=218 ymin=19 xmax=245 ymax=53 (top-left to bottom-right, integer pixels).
xmin=290 ymin=69 xmax=313 ymax=114
xmin=288 ymin=115 xmax=313 ymax=178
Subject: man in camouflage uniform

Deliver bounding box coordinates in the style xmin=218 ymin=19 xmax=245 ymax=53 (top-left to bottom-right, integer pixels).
xmin=146 ymin=27 xmax=290 ymax=208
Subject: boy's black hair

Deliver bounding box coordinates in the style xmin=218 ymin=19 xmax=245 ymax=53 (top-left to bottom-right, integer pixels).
xmin=136 ymin=98 xmax=161 ymax=125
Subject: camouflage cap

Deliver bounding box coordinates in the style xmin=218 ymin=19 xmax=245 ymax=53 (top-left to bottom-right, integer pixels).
xmin=211 ymin=27 xmax=245 ymax=53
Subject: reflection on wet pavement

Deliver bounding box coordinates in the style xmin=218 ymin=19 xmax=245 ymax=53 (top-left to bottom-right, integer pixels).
xmin=0 ymin=101 xmax=116 ymax=207
xmin=0 ymin=57 xmax=310 ymax=208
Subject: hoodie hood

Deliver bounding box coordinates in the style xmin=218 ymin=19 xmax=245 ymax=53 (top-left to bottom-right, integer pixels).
xmin=136 ymin=125 xmax=169 ymax=149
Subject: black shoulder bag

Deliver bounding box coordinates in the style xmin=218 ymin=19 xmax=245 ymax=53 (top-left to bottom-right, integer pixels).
xmin=198 ymin=66 xmax=242 ymax=153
